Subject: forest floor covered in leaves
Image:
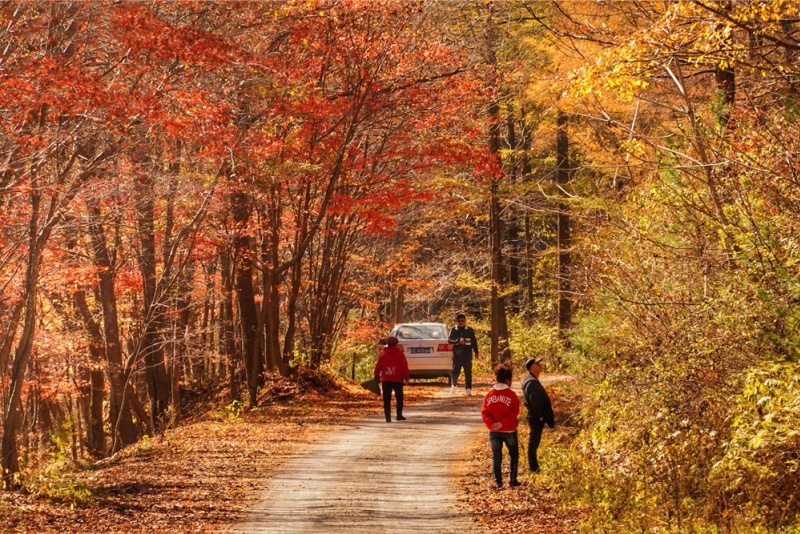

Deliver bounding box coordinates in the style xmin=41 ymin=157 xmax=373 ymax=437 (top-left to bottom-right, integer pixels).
xmin=0 ymin=372 xmax=581 ymax=533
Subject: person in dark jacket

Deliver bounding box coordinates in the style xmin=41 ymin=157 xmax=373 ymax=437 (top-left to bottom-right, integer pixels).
xmin=448 ymin=313 xmax=479 ymax=395
xmin=374 ymin=336 xmax=410 ymax=422
xmin=521 ymin=357 xmax=555 ymax=473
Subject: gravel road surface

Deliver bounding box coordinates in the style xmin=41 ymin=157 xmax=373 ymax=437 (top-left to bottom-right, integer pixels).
xmin=234 ymin=389 xmax=487 ymax=533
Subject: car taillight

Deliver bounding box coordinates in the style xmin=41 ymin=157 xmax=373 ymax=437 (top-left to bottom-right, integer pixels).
xmin=437 ymin=344 xmax=452 ymax=351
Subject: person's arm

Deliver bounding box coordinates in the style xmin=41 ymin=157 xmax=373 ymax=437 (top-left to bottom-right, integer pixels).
xmin=373 ymin=353 xmax=383 ymax=381
xmin=401 ymin=353 xmax=410 ymax=383
xmin=528 ymin=381 xmax=548 ymax=422
xmin=544 ymin=389 xmax=555 ymax=428
xmin=470 ymin=328 xmax=479 ymax=356
xmin=448 ymin=327 xmax=460 ymax=345
xmin=481 ymin=397 xmax=496 ymax=429
xmin=521 ymin=378 xmax=532 ymax=409
xmin=499 ymin=392 xmax=520 ymax=428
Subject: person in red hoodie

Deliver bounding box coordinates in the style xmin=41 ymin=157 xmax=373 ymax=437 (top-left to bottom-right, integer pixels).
xmin=481 ymin=364 xmax=521 ymax=488
xmin=374 ymin=336 xmax=410 ymax=422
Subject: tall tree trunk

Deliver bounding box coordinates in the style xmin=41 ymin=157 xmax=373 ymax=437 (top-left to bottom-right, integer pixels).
xmin=486 ymin=1 xmax=511 ymax=365
xmin=260 ymin=191 xmax=287 ymax=378
xmin=282 ymin=257 xmax=303 ymax=368
xmin=86 ymin=199 xmax=139 ymax=452
xmin=169 ymin=258 xmax=194 ymax=426
xmin=72 ymin=289 xmax=107 ymax=457
xmin=393 ymin=286 xmax=405 ymax=325
xmin=715 ymin=0 xmax=735 ymax=127
xmin=490 ymin=181 xmax=511 ymax=365
xmin=0 ymin=302 xmax=24 ymax=418
xmin=521 ymin=119 xmax=535 ymax=317
xmin=556 ymin=109 xmax=572 ymax=336
xmin=232 ymin=192 xmax=259 ymax=404
xmin=504 ymin=109 xmax=521 ymax=313
xmin=135 ymin=172 xmax=171 ymax=433
xmin=265 ymin=273 xmax=283 ymax=375
xmin=2 ymin=179 xmax=44 ymax=488
xmin=219 ymin=252 xmax=240 ymax=401
xmin=2 ymin=251 xmax=40 ymax=488
xmin=307 ymin=219 xmax=354 ymax=368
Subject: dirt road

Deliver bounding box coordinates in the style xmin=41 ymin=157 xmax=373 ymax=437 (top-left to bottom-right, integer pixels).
xmin=234 ymin=388 xmax=488 ymax=533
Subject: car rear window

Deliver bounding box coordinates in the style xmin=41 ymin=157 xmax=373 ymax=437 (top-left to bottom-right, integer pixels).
xmin=395 ymin=325 xmax=446 ymax=340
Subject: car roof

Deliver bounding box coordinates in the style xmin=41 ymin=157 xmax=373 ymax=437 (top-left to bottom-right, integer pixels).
xmin=392 ymin=322 xmax=446 ymax=327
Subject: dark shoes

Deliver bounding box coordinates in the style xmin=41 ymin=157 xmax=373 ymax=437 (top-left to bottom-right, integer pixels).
xmin=397 ymin=415 xmax=406 ymax=421
xmin=509 ymin=480 xmax=521 ymax=487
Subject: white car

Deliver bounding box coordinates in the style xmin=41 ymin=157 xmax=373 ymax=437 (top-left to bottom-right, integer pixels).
xmin=389 ymin=322 xmax=452 ymax=379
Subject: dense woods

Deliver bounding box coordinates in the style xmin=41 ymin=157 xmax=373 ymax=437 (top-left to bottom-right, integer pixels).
xmin=2 ymin=0 xmax=800 ymax=531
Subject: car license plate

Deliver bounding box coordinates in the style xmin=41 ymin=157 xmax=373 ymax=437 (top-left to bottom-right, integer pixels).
xmin=410 ymin=347 xmax=432 ymax=354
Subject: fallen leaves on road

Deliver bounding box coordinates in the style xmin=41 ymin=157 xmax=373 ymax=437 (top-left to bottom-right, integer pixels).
xmin=0 ymin=373 xmax=440 ymax=533
xmin=0 ymin=373 xmax=582 ymax=533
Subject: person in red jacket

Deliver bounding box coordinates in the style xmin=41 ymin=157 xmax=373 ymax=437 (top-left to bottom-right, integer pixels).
xmin=374 ymin=336 xmax=410 ymax=422
xmin=481 ymin=364 xmax=520 ymax=488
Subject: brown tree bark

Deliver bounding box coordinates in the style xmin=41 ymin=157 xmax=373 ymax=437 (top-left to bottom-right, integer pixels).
xmin=86 ymin=198 xmax=140 ymax=452
xmin=232 ymin=191 xmax=260 ymax=405
xmin=72 ymin=289 xmax=107 ymax=457
xmin=556 ymin=109 xmax=572 ymax=336
xmin=2 ymin=238 xmax=41 ymax=488
xmin=219 ymin=252 xmax=240 ymax=401
xmin=486 ymin=1 xmax=511 ymax=365
xmin=134 ymin=172 xmax=172 ymax=433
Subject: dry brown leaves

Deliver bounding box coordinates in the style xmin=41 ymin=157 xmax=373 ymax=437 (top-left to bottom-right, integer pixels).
xmin=0 ymin=375 xmax=440 ymax=533
xmin=0 ymin=374 xmax=582 ymax=533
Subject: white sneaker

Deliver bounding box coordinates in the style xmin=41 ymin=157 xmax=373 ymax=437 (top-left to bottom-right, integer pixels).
xmin=450 ymin=385 xmax=456 ymax=394
xmin=466 ymin=388 xmax=472 ymax=396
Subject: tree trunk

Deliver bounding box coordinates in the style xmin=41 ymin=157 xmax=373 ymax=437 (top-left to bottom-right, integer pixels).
xmin=2 ymin=182 xmax=43 ymax=488
xmin=232 ymin=192 xmax=259 ymax=404
xmin=556 ymin=109 xmax=572 ymax=336
xmin=135 ymin=173 xmax=172 ymax=433
xmin=0 ymin=302 xmax=24 ymax=418
xmin=504 ymin=110 xmax=522 ymax=313
xmin=486 ymin=1 xmax=511 ymax=365
xmin=490 ymin=181 xmax=511 ymax=365
xmin=72 ymin=289 xmax=107 ymax=457
xmin=86 ymin=199 xmax=139 ymax=452
xmin=715 ymin=0 xmax=735 ymax=127
xmin=282 ymin=257 xmax=303 ymax=368
xmin=219 ymin=252 xmax=240 ymax=401
xmin=2 ymin=261 xmax=39 ymax=488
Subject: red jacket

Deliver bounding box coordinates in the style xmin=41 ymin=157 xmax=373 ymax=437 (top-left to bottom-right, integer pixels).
xmin=481 ymin=384 xmax=519 ymax=432
xmin=374 ymin=345 xmax=410 ymax=383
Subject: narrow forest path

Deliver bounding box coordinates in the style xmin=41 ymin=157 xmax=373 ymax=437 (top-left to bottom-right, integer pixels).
xmin=233 ymin=389 xmax=488 ymax=533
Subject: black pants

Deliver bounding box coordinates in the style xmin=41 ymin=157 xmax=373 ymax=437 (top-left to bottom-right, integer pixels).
xmin=528 ymin=420 xmax=545 ymax=472
xmin=381 ymin=381 xmax=404 ymax=422
xmin=451 ymin=354 xmax=473 ymax=389
xmin=489 ymin=431 xmax=519 ymax=486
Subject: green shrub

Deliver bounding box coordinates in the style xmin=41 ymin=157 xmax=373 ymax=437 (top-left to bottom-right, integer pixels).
xmin=24 ymin=461 xmax=93 ymax=507
xmin=710 ymin=363 xmax=800 ymax=529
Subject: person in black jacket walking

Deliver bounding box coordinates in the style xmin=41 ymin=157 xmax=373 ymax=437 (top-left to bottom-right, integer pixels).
xmin=521 ymin=357 xmax=555 ymax=473
xmin=448 ymin=313 xmax=479 ymax=395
